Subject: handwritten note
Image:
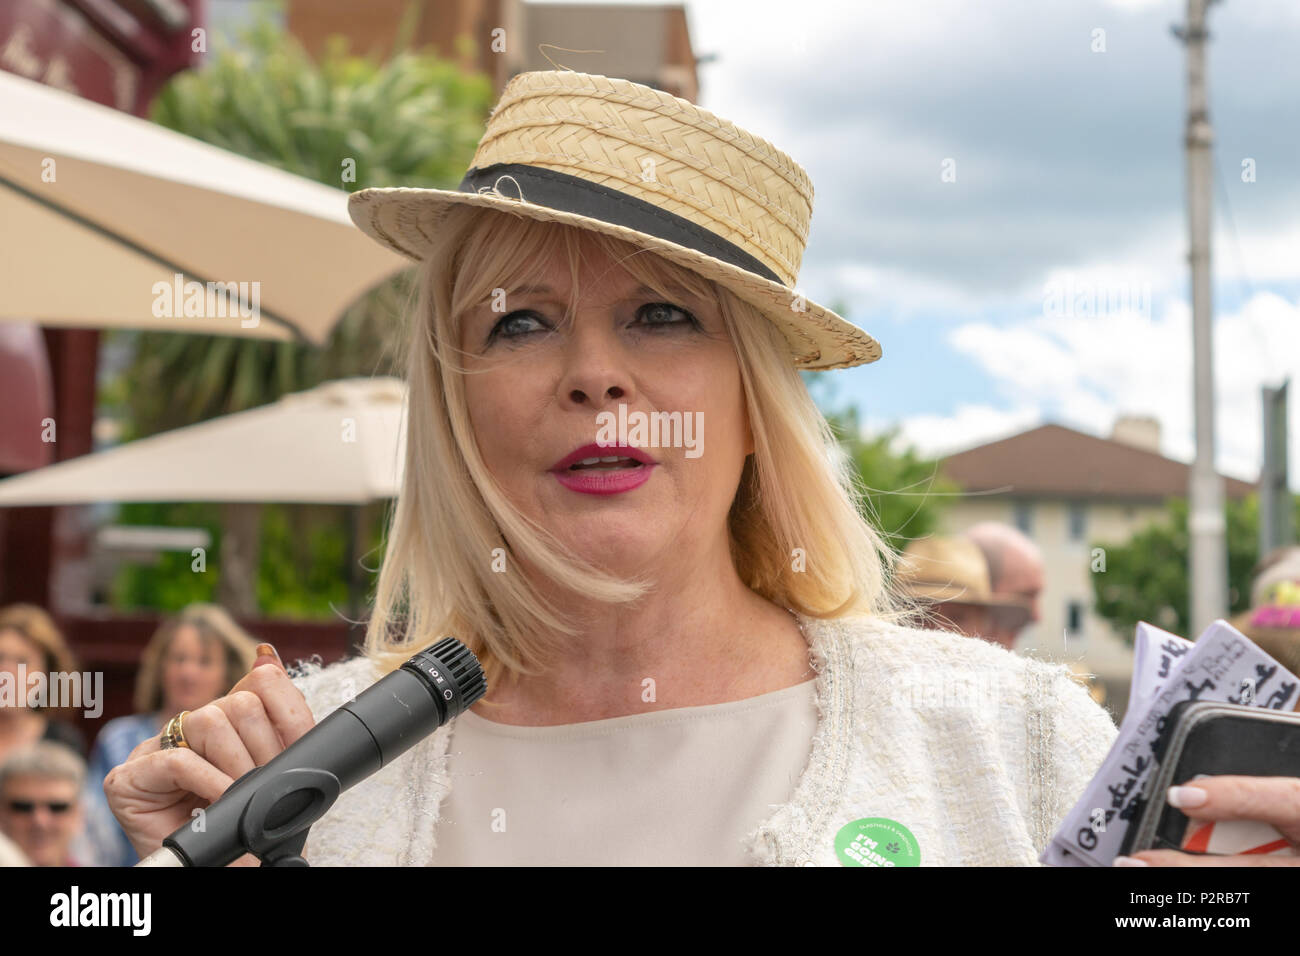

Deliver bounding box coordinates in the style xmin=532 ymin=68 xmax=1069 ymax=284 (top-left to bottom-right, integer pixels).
xmin=1041 ymin=618 xmax=1298 ymax=867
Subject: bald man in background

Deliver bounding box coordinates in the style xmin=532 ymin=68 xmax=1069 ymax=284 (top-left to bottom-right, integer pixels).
xmin=964 ymin=522 xmax=1044 ymax=650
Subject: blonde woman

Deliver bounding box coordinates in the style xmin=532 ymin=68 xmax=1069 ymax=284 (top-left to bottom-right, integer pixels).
xmin=84 ymin=604 xmax=258 ymax=866
xmin=104 ymin=72 xmax=1294 ymax=867
xmin=0 ymin=604 xmax=85 ymax=764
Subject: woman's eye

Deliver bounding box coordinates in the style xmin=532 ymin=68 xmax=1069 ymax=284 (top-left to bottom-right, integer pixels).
xmin=489 ymin=310 xmax=548 ymax=341
xmin=636 ymin=302 xmax=696 ymax=328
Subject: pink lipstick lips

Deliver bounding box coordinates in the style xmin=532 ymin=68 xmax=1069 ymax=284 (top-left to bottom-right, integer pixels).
xmin=551 ymin=443 xmax=656 ymax=496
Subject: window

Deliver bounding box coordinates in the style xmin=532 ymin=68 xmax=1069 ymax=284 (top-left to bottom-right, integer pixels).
xmin=1069 ymin=501 xmax=1087 ymax=541
xmin=1014 ymin=501 xmax=1033 ymax=535
xmin=1067 ymin=601 xmax=1083 ymax=634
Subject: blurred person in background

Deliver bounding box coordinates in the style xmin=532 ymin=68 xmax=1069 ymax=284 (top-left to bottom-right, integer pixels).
xmin=964 ymin=523 xmax=1104 ymax=704
xmin=1246 ymin=545 xmax=1300 ymax=610
xmin=895 ymin=536 xmax=1030 ymax=643
xmin=964 ymin=522 xmax=1044 ymax=649
xmin=0 ymin=827 xmax=29 ymax=866
xmin=1230 ymin=546 xmax=1300 ymax=678
xmin=0 ymin=742 xmax=89 ymax=866
xmin=83 ymin=604 xmax=258 ymax=866
xmin=898 ymin=534 xmax=1103 ymax=704
xmin=0 ymin=604 xmax=86 ymax=764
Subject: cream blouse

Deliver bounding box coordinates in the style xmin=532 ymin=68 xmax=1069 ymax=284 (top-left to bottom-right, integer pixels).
xmin=431 ymin=678 xmax=820 ymax=865
xmin=294 ymin=613 xmax=1119 ymax=866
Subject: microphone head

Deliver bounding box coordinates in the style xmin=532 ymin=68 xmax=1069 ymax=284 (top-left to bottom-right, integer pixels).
xmin=402 ymin=636 xmax=487 ymax=720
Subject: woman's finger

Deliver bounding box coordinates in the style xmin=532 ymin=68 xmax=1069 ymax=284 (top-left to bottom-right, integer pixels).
xmin=227 ymin=651 xmax=316 ymax=749
xmin=214 ymin=690 xmax=285 ymax=766
xmin=107 ymin=747 xmax=235 ymax=810
xmin=1165 ymin=776 xmax=1300 ymax=843
xmin=1121 ymin=848 xmax=1299 ymax=867
xmin=178 ymin=703 xmax=257 ymax=782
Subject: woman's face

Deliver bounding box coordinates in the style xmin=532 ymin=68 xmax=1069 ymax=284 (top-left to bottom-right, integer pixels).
xmin=0 ymin=629 xmax=45 ymax=709
xmin=459 ymin=238 xmax=753 ymax=581
xmin=160 ymin=625 xmax=227 ymax=714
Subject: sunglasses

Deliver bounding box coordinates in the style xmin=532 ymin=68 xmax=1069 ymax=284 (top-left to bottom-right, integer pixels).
xmin=6 ymin=800 xmax=73 ymax=814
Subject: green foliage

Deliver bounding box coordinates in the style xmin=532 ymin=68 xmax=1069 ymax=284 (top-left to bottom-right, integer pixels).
xmin=108 ymin=2 xmax=491 ymax=436
xmin=108 ymin=503 xmax=220 ymax=610
xmin=153 ymin=2 xmax=489 ymax=193
xmin=1090 ymin=494 xmax=1285 ymax=642
xmin=803 ymin=371 xmax=956 ymax=544
xmin=103 ymin=3 xmax=490 ymax=615
xmin=256 ymin=505 xmax=348 ymax=618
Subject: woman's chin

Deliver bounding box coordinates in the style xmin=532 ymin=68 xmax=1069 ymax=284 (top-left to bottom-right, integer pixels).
xmin=560 ymin=530 xmax=667 ymax=574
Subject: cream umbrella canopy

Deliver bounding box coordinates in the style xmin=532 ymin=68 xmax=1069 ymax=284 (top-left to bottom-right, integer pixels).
xmin=0 ymin=377 xmax=407 ymax=505
xmin=0 ymin=377 xmax=408 ymax=615
xmin=0 ymin=70 xmax=407 ymax=341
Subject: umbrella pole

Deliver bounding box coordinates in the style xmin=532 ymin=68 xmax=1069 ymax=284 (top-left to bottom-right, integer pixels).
xmin=346 ymin=504 xmax=365 ymax=622
xmin=218 ymin=502 xmax=261 ymax=617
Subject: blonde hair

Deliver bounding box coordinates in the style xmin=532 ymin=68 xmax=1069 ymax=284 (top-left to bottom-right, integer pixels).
xmin=133 ymin=604 xmax=259 ymax=714
xmin=365 ymin=206 xmax=911 ymax=700
xmin=0 ymin=604 xmax=78 ymax=717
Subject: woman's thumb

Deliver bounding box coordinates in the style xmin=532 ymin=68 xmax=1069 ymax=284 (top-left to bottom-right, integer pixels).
xmin=252 ymin=642 xmax=285 ymax=672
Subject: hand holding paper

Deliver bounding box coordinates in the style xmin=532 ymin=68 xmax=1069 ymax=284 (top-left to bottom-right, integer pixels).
xmin=1042 ymin=619 xmax=1299 ymax=867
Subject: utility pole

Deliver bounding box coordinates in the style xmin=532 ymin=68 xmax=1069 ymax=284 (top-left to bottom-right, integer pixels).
xmin=1260 ymin=380 xmax=1293 ymax=556
xmin=1173 ymin=0 xmax=1227 ymax=634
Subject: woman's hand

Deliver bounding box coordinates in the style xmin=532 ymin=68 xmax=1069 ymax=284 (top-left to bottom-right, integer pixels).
xmin=1116 ymin=776 xmax=1300 ymax=866
xmin=104 ymin=645 xmax=316 ymax=867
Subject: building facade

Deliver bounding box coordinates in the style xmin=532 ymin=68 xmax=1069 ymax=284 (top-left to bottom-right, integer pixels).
xmin=937 ymin=416 xmax=1258 ymax=717
xmin=285 ymin=0 xmax=699 ymax=99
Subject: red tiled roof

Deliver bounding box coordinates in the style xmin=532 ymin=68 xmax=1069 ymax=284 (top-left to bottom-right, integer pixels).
xmin=938 ymin=423 xmax=1257 ymax=501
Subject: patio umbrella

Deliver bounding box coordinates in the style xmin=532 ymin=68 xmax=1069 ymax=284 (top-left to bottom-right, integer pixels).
xmin=0 ymin=70 xmax=407 ymax=342
xmin=0 ymin=377 xmax=407 ymax=505
xmin=0 ymin=377 xmax=408 ymax=615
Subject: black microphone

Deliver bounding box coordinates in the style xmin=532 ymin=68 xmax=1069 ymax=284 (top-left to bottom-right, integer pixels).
xmin=137 ymin=636 xmax=486 ymax=867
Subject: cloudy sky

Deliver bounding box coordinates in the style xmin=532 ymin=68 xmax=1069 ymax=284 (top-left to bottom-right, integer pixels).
xmin=642 ymin=0 xmax=1300 ymax=483
xmin=215 ymin=0 xmax=1300 ymax=482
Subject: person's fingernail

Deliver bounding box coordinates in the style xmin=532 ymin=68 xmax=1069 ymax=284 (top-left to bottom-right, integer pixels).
xmin=253 ymin=643 xmax=283 ymax=670
xmin=1168 ymin=785 xmax=1208 ymax=808
xmin=1113 ymin=856 xmax=1149 ymax=867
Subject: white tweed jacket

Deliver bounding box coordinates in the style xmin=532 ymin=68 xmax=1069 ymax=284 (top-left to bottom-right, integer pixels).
xmin=292 ymin=612 xmax=1118 ymax=866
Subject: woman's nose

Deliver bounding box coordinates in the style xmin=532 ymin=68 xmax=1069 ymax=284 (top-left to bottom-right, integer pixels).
xmin=556 ymin=319 xmax=633 ymax=410
xmin=565 ymin=381 xmax=626 ymax=407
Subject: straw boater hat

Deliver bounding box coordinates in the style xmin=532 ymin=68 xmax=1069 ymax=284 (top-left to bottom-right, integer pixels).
xmin=347 ymin=70 xmax=882 ymax=371
xmin=895 ymin=536 xmax=1032 ymax=612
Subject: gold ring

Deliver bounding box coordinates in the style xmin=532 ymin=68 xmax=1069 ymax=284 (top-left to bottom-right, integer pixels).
xmin=160 ymin=711 xmax=191 ymax=750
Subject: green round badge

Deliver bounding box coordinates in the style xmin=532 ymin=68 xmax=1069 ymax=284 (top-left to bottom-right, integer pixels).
xmin=834 ymin=817 xmax=921 ymax=867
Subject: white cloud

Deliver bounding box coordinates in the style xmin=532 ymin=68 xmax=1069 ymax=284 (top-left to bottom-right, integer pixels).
xmin=915 ymin=291 xmax=1300 ymax=483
